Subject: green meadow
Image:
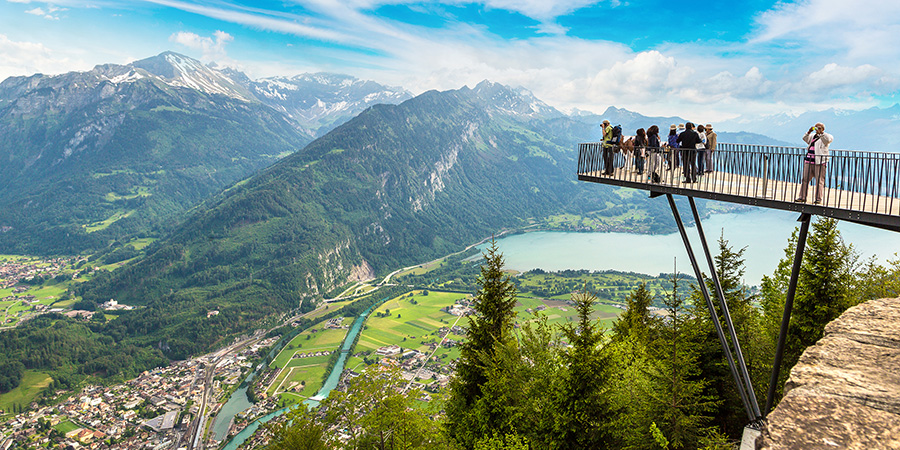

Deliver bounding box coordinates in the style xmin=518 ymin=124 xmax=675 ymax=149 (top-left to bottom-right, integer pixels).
xmin=267 ymin=317 xmax=353 ymax=402
xmin=354 ymin=290 xmax=467 ymax=354
xmin=0 ymin=371 xmax=52 ymax=415
xmin=83 ymin=210 xmax=135 ymax=233
xmin=53 ymin=419 xmax=81 ymax=434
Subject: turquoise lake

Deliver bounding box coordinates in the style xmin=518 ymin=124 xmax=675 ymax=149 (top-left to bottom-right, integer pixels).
xmin=478 ymin=207 xmax=899 ymax=286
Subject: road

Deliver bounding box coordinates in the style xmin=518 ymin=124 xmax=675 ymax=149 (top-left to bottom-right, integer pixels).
xmin=183 ymin=332 xmax=266 ymax=449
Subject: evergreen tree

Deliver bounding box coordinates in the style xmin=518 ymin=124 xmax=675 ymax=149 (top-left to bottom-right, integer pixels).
xmin=852 ymin=255 xmax=900 ymax=303
xmin=782 ymin=218 xmax=855 ymax=387
xmin=643 ymin=272 xmax=716 ymax=449
xmin=515 ymin=312 xmax=562 ymax=448
xmin=703 ymin=235 xmax=763 ymax=435
xmin=761 ymin=218 xmax=856 ymax=407
xmin=263 ymin=405 xmax=329 ymax=450
xmin=446 ymin=239 xmax=518 ymax=448
xmin=552 ymin=290 xmax=618 ymax=449
xmin=612 ymin=282 xmax=656 ymax=344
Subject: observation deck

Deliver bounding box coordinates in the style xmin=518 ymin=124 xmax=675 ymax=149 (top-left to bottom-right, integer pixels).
xmin=576 ymin=141 xmax=900 ymax=429
xmin=577 ymin=143 xmax=900 ymax=232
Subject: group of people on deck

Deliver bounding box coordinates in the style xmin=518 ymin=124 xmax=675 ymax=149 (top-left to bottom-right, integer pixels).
xmin=597 ymin=119 xmax=834 ymax=206
xmin=599 ymin=120 xmax=718 ymax=184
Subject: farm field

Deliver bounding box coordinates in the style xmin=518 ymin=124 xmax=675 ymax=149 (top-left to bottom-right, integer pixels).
xmin=1 ymin=284 xmax=70 ymax=327
xmin=354 ymin=290 xmax=467 ymax=355
xmin=0 ymin=371 xmax=52 ymax=416
xmin=266 ymin=317 xmax=353 ymax=402
xmin=265 ymin=286 xmax=626 ymax=406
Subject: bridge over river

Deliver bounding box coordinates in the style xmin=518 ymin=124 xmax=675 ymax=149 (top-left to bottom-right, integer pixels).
xmin=577 ymin=141 xmax=900 ymax=444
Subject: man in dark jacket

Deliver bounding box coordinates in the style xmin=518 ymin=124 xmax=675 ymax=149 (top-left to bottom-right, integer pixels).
xmin=677 ymin=122 xmax=701 ymax=183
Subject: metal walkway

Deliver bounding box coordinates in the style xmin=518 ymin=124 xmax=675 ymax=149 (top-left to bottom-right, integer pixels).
xmin=576 ymin=142 xmax=900 ymax=426
xmin=577 ymin=143 xmax=900 ymax=232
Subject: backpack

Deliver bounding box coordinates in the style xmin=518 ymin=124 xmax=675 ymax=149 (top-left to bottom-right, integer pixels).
xmin=608 ymin=125 xmax=623 ymax=147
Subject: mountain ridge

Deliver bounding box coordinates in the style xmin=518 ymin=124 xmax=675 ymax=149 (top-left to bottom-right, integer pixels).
xmin=0 ymin=52 xmax=414 ymax=254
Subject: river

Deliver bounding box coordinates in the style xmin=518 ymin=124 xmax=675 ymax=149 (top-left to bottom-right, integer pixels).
xmin=476 ymin=207 xmax=899 ymax=286
xmin=217 ymin=299 xmax=384 ymax=449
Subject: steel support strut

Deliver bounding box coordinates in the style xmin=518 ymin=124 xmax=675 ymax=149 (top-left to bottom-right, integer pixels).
xmin=666 ymin=194 xmax=755 ymax=422
xmin=688 ymin=197 xmax=763 ymax=422
xmin=765 ymin=213 xmax=812 ymax=414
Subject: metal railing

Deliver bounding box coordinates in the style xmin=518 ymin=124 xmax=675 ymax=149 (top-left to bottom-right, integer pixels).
xmin=577 ymin=142 xmax=900 ymax=221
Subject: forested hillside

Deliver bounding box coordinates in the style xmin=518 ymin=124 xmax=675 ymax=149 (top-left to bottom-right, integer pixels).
xmin=0 ymin=54 xmax=309 ymax=255
xmin=0 ymin=53 xmax=411 ymax=256
xmin=73 ymin=82 xmax=680 ymax=358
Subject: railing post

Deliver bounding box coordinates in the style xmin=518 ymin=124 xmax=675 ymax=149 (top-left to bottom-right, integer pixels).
xmin=762 ymin=155 xmax=769 ymax=198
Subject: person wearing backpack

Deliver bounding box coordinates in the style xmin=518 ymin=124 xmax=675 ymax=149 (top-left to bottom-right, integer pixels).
xmin=667 ymin=125 xmax=679 ymax=171
xmin=605 ymin=124 xmax=623 ymax=175
xmin=602 ymin=120 xmax=614 ymax=175
xmin=677 ymin=122 xmax=702 ymax=183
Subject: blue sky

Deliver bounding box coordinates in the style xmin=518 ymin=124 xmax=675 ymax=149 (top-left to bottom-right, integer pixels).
xmin=2 ymin=0 xmax=898 ymax=121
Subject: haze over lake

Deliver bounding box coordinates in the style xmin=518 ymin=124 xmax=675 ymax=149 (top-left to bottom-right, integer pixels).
xmin=481 ymin=207 xmax=899 ymax=286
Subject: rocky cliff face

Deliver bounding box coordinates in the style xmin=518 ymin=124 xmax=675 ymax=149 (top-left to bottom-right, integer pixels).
xmin=757 ymin=297 xmax=900 ymax=449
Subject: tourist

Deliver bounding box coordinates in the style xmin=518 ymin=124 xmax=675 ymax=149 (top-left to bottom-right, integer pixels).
xmin=697 ymin=125 xmax=708 ymax=174
xmin=795 ymin=122 xmax=833 ymax=204
xmin=704 ymin=124 xmax=717 ymax=173
xmin=677 ymin=122 xmax=702 ymax=183
xmin=667 ymin=125 xmax=679 ymax=170
xmin=647 ymin=125 xmax=661 ymax=182
xmin=602 ymin=120 xmax=614 ymax=175
xmin=634 ymin=128 xmax=647 ymax=175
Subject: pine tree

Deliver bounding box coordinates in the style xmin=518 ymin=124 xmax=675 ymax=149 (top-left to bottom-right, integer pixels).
xmin=762 ymin=218 xmax=856 ymax=407
xmin=612 ymin=282 xmax=656 ymax=344
xmin=783 ymin=218 xmax=855 ymax=384
xmin=643 ymin=272 xmax=716 ymax=449
xmin=704 ymin=235 xmax=763 ymax=435
xmin=553 ymin=290 xmax=618 ymax=449
xmin=446 ymin=238 xmax=518 ymax=448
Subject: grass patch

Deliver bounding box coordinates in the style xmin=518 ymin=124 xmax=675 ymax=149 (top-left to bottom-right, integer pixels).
xmin=104 ymin=186 xmax=151 ymax=202
xmin=54 ymin=419 xmax=80 ymax=434
xmin=355 ymin=290 xmax=465 ymax=355
xmin=128 ymin=237 xmax=157 ymax=250
xmin=0 ymin=371 xmax=52 ymax=414
xmin=83 ymin=210 xmax=135 ymax=233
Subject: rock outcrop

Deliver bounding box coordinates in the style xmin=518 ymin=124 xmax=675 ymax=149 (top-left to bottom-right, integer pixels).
xmin=757 ymin=297 xmax=900 ymax=449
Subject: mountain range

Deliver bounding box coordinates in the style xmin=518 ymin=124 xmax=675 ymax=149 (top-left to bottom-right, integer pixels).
xmin=6 ymin=51 xmax=895 ymax=358
xmin=0 ymin=52 xmax=410 ymax=254
xmin=717 ymin=104 xmax=900 ymax=150
xmin=72 ymin=79 xmax=655 ymax=357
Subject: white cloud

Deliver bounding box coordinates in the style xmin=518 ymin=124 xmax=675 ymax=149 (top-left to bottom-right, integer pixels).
xmin=0 ymin=34 xmax=92 ymax=81
xmin=23 ymin=4 xmax=64 ymax=19
xmin=804 ymin=63 xmax=882 ymax=90
xmin=751 ymin=0 xmax=900 ymax=62
xmin=324 ymin=0 xmax=604 ymax=22
xmin=7 ymin=0 xmax=893 ymax=122
xmin=169 ymin=30 xmax=233 ymax=61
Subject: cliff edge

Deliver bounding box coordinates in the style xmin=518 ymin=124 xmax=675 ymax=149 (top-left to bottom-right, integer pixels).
xmin=757 ymin=297 xmax=900 ymax=449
